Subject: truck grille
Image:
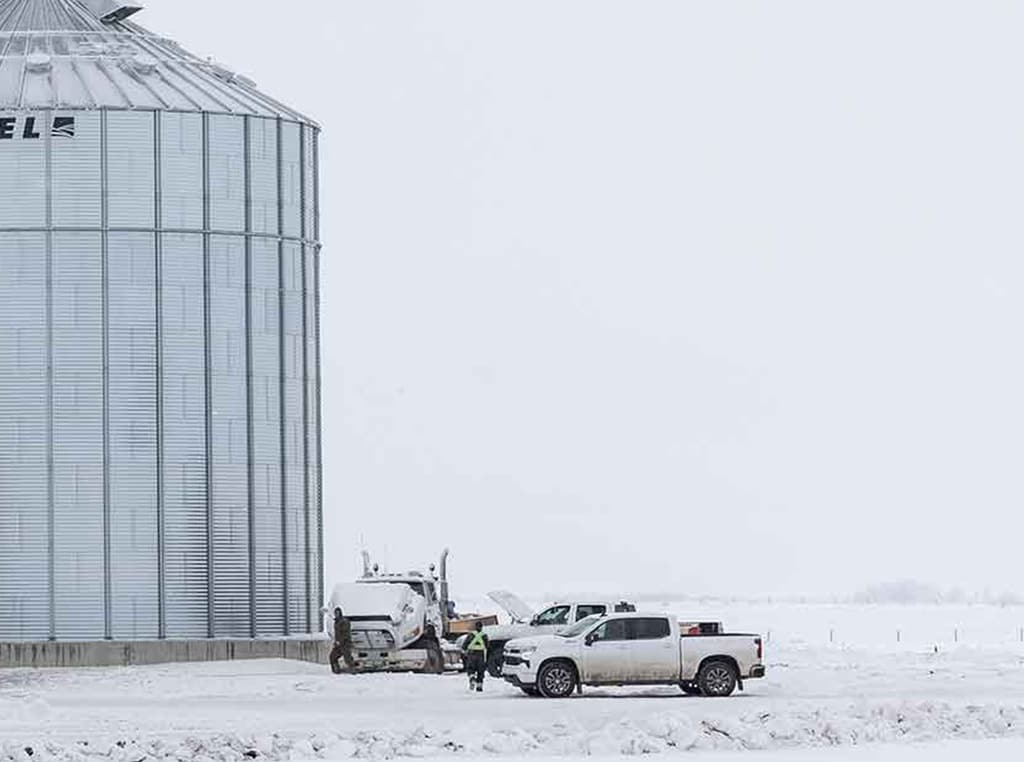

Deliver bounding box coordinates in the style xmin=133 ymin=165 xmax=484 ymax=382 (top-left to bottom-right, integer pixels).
xmin=351 ymin=630 xmax=396 ymax=650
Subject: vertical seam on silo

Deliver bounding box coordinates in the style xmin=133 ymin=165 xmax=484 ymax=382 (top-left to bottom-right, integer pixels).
xmin=314 ymin=245 xmax=323 ymax=616
xmin=300 ymin=195 xmax=311 ymax=633
xmin=154 ymin=111 xmax=166 ymax=640
xmin=278 ymin=118 xmax=290 ymax=636
xmin=244 ymin=115 xmax=256 ymax=639
xmin=313 ymin=129 xmax=323 ymax=614
xmin=101 ymin=108 xmax=111 ymax=641
xmin=300 ymin=125 xmax=310 ymax=633
xmin=313 ymin=130 xmax=321 ymax=247
xmin=45 ymin=107 xmax=55 ymax=642
xmin=202 ymin=111 xmax=214 ymax=639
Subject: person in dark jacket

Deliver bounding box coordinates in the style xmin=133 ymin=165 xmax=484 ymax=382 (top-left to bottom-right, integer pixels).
xmin=463 ymin=620 xmax=489 ymax=692
xmin=329 ymin=607 xmax=356 ymax=674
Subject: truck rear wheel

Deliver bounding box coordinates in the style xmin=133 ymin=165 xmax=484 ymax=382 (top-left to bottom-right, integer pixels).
xmin=697 ymin=660 xmax=738 ymax=697
xmin=537 ymin=660 xmax=577 ymax=698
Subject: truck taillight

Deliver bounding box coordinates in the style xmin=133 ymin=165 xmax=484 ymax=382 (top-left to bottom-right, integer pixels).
xmin=755 ymin=637 xmax=763 ymax=660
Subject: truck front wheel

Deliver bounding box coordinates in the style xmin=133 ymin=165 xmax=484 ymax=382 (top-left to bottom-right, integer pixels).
xmin=537 ymin=661 xmax=577 ymax=698
xmin=486 ymin=647 xmax=505 ymax=677
xmin=424 ymin=640 xmax=445 ymax=674
xmin=697 ymin=660 xmax=738 ymax=697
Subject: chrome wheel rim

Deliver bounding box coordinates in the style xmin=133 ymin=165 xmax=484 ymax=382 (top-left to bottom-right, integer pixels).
xmin=543 ymin=666 xmax=574 ymax=696
xmin=705 ymin=666 xmax=733 ymax=695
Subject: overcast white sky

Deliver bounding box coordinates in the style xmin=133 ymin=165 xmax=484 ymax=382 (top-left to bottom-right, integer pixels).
xmin=147 ymin=1 xmax=1024 ymax=600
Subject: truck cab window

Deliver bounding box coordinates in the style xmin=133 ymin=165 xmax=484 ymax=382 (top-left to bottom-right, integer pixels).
xmin=591 ymin=618 xmax=629 ymax=642
xmin=629 ymin=618 xmax=671 ymax=640
xmin=576 ymin=604 xmax=607 ymax=621
xmin=400 ymin=582 xmax=425 ymax=598
xmin=535 ymin=605 xmax=571 ymax=625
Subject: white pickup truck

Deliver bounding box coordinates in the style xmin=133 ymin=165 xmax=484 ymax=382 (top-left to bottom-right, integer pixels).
xmin=501 ymin=612 xmax=765 ymax=698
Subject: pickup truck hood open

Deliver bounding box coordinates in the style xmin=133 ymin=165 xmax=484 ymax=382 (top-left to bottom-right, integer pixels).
xmin=482 ymin=622 xmax=537 ymax=642
xmin=487 ymin=590 xmax=534 ymax=623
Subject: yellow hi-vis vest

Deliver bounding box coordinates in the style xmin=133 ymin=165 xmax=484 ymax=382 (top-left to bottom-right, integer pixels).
xmin=467 ymin=631 xmax=487 ymax=652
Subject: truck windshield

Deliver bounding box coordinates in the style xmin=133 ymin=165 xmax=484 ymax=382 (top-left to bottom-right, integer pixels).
xmin=558 ymin=614 xmax=602 ymax=638
xmin=363 ymin=580 xmax=425 ymax=598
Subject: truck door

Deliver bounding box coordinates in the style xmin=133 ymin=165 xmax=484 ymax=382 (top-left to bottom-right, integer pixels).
xmin=626 ymin=617 xmax=677 ymax=681
xmin=575 ymin=604 xmax=607 ymax=621
xmin=581 ymin=618 xmax=631 ymax=683
xmin=532 ymin=605 xmax=571 ymax=635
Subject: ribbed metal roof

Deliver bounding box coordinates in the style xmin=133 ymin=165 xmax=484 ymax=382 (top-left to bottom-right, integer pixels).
xmin=0 ymin=0 xmax=312 ymax=122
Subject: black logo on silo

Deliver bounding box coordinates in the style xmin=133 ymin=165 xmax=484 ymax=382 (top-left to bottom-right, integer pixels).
xmin=0 ymin=115 xmax=76 ymax=140
xmin=51 ymin=117 xmax=75 ymax=139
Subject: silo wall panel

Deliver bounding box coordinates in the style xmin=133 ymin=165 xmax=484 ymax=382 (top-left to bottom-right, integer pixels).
xmin=0 ymin=110 xmax=322 ymax=642
xmin=51 ymin=231 xmax=105 ymax=640
xmin=0 ymin=233 xmax=49 ymax=640
xmin=108 ymin=232 xmax=159 ymax=639
xmin=160 ymin=232 xmax=210 ymax=638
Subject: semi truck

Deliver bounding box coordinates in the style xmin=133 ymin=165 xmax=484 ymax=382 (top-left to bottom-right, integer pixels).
xmin=325 ymin=549 xmax=497 ymax=673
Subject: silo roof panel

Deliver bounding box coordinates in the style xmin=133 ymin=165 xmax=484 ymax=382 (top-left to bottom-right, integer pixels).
xmin=0 ymin=0 xmax=314 ymax=123
xmin=0 ymin=0 xmax=107 ymax=32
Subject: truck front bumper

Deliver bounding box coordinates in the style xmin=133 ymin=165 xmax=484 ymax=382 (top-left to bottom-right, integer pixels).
xmin=503 ymin=673 xmax=529 ymax=688
xmin=502 ymin=656 xmax=539 ymax=688
xmin=503 ymin=671 xmax=540 ymax=691
xmin=350 ymin=648 xmax=431 ymax=672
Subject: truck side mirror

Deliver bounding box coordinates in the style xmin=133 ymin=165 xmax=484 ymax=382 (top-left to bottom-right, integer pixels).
xmin=584 ymin=633 xmax=596 ymax=647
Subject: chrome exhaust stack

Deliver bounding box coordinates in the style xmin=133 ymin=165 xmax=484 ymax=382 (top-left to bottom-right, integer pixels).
xmin=439 ymin=548 xmax=451 ymax=635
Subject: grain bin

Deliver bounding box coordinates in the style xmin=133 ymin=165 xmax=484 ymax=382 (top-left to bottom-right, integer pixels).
xmin=0 ymin=0 xmax=322 ymax=641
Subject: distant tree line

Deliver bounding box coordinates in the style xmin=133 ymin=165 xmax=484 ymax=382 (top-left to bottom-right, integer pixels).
xmin=541 ymin=582 xmax=1024 ymax=607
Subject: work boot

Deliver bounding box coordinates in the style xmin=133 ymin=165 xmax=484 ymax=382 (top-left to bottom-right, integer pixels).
xmin=476 ymin=684 xmax=483 ymax=693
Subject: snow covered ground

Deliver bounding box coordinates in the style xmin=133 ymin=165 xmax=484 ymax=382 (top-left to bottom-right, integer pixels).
xmin=3 ymin=643 xmax=1024 ymax=759
xmin=3 ymin=604 xmax=1024 ymax=760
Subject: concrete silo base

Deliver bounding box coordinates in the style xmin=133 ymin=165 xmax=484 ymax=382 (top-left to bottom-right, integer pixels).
xmin=0 ymin=638 xmax=330 ymax=669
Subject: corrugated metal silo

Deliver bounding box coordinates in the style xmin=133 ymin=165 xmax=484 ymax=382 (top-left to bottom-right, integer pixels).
xmin=0 ymin=0 xmax=323 ymax=641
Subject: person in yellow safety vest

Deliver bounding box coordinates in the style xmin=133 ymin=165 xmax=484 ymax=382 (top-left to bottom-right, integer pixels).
xmin=464 ymin=620 xmax=490 ymax=692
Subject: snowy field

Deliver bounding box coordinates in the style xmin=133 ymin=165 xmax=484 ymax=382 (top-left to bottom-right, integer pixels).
xmin=3 ymin=604 xmax=1024 ymax=761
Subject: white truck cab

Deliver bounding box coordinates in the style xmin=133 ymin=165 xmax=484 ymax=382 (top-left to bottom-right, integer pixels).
xmin=325 ymin=549 xmax=488 ymax=673
xmin=328 ymin=572 xmax=447 ymax=672
xmin=501 ymin=611 xmax=765 ymax=698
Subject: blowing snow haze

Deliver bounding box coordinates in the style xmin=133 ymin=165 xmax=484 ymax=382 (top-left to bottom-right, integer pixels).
xmin=146 ymin=0 xmax=1024 ymax=599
